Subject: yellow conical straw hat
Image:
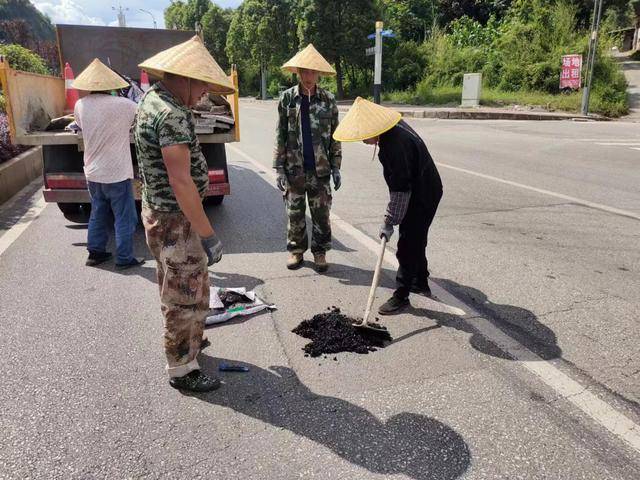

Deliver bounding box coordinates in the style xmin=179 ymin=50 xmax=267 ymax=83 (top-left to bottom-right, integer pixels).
xmin=72 ymin=58 xmax=128 ymax=91
xmin=139 ymin=36 xmax=235 ymax=94
xmin=333 ymin=97 xmax=402 ymax=142
xmin=282 ymin=44 xmax=336 ymax=76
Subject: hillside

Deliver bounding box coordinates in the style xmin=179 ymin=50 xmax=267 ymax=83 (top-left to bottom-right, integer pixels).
xmin=0 ymin=0 xmax=55 ymax=42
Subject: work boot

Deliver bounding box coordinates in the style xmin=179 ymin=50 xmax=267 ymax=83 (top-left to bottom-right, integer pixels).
xmin=313 ymin=253 xmax=328 ymax=273
xmin=115 ymin=258 xmax=145 ymax=270
xmin=286 ymin=253 xmax=303 ymax=270
xmin=169 ymin=370 xmax=221 ymax=393
xmin=86 ymin=251 xmax=112 ymax=267
xmin=378 ymin=295 xmax=410 ymax=315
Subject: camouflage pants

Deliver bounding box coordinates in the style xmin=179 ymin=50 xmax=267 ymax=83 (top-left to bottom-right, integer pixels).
xmin=141 ymin=205 xmax=209 ymax=378
xmin=286 ymin=171 xmax=332 ymax=254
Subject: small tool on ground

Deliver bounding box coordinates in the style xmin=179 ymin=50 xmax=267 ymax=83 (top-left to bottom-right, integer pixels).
xmin=353 ymin=237 xmax=392 ymax=341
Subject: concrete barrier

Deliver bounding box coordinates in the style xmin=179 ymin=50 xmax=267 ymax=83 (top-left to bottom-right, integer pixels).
xmin=0 ymin=147 xmax=42 ymax=205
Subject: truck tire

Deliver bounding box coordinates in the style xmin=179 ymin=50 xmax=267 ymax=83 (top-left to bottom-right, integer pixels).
xmin=205 ymin=195 xmax=224 ymax=206
xmin=57 ymin=203 xmax=81 ymax=214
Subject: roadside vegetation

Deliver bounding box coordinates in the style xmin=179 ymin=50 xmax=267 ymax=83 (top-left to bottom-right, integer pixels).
xmin=0 ymin=44 xmax=49 ymax=163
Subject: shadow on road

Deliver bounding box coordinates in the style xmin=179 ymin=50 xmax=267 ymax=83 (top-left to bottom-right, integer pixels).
xmin=193 ymin=357 xmax=472 ymax=480
xmin=400 ymin=278 xmax=562 ymax=361
xmin=212 ymin=163 xmax=355 ymax=254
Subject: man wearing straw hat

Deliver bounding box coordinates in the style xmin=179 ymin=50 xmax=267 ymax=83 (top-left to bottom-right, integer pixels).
xmin=275 ymin=44 xmax=342 ymax=272
xmin=134 ymin=36 xmax=234 ymax=392
xmin=72 ymin=58 xmax=144 ymax=270
xmin=334 ymin=98 xmax=443 ymax=315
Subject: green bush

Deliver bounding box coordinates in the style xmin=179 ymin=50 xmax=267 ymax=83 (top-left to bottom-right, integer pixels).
xmin=0 ymin=44 xmax=49 ymax=75
xmin=0 ymin=94 xmax=5 ymax=113
xmin=384 ymin=0 xmax=629 ymax=117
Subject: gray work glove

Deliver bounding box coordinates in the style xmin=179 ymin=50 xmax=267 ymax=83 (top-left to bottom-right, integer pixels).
xmin=379 ymin=223 xmax=394 ymax=241
xmin=332 ymin=168 xmax=342 ymax=191
xmin=201 ymin=234 xmax=223 ymax=266
xmin=276 ymin=169 xmax=287 ymax=192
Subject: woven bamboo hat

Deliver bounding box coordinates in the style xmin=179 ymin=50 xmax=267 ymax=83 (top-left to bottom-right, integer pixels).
xmin=72 ymin=58 xmax=128 ymax=91
xmin=333 ymin=97 xmax=402 ymax=142
xmin=139 ymin=36 xmax=235 ymax=94
xmin=282 ymin=44 xmax=336 ymax=76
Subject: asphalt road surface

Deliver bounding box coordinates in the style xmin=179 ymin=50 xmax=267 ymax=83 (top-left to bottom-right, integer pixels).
xmin=1 ymin=99 xmax=639 ymax=479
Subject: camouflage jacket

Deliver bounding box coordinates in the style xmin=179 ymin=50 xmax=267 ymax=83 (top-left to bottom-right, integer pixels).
xmin=134 ymin=83 xmax=208 ymax=213
xmin=273 ymin=85 xmax=342 ymax=179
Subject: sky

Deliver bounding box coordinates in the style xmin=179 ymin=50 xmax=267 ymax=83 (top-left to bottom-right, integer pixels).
xmin=33 ymin=0 xmax=242 ymax=29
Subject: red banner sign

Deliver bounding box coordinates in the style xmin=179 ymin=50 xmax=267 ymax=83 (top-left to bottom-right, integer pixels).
xmin=560 ymin=54 xmax=582 ymax=90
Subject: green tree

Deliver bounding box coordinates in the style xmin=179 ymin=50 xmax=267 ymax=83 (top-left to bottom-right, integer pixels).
xmin=378 ymin=0 xmax=436 ymax=42
xmin=201 ymin=5 xmax=233 ymax=70
xmin=227 ymin=0 xmax=297 ymax=98
xmin=184 ymin=0 xmax=212 ymax=30
xmin=164 ymin=0 xmax=187 ymax=29
xmin=297 ymin=0 xmax=378 ymax=99
xmin=0 ymin=44 xmax=49 ymax=75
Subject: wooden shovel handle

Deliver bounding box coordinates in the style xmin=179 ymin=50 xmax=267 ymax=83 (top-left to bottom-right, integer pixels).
xmin=363 ymin=237 xmax=387 ymax=325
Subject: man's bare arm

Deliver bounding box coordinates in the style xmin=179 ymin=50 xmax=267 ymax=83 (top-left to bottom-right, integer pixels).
xmin=162 ymin=144 xmax=215 ymax=238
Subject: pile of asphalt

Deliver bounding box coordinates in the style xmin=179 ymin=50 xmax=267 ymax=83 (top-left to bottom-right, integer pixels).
xmin=292 ymin=308 xmax=392 ymax=357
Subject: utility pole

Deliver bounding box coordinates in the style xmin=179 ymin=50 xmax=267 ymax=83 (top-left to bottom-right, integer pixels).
xmin=581 ymin=0 xmax=604 ymax=116
xmin=374 ymin=21 xmax=383 ymax=104
xmin=112 ymin=5 xmax=129 ymax=28
xmin=139 ymin=9 xmax=157 ymax=29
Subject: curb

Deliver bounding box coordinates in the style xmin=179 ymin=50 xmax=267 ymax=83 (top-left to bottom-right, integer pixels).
xmin=337 ymin=105 xmax=600 ymax=121
xmin=0 ymin=147 xmax=43 ymax=205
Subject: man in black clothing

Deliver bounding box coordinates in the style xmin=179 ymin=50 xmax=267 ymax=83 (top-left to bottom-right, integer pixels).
xmin=334 ymin=98 xmax=443 ymax=315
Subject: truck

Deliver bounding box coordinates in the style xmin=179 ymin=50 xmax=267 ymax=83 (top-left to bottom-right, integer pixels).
xmin=0 ymin=24 xmax=239 ymax=215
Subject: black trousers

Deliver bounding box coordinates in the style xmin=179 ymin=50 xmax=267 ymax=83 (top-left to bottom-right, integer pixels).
xmin=395 ymin=199 xmax=439 ymax=299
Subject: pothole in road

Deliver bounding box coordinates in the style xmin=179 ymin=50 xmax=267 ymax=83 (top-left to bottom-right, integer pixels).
xmin=292 ymin=307 xmax=392 ymax=358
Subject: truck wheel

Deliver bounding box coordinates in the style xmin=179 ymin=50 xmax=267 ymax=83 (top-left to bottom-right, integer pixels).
xmin=57 ymin=203 xmax=81 ymax=214
xmin=205 ymin=195 xmax=224 ymax=206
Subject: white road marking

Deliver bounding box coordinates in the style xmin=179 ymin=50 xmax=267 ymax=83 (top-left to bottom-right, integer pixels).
xmin=436 ymin=163 xmax=640 ymax=221
xmin=0 ymin=195 xmax=47 ymax=257
xmin=595 ymin=142 xmax=640 ymax=146
xmin=228 ymin=142 xmax=640 ymax=454
xmin=349 ymin=141 xmax=640 ymax=220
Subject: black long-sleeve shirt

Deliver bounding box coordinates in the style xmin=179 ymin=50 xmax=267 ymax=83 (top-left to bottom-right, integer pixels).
xmin=378 ymin=120 xmax=443 ymax=210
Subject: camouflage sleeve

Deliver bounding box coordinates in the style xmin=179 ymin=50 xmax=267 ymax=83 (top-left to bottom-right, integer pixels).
xmin=273 ymin=95 xmax=287 ymax=170
xmin=329 ymin=99 xmax=342 ymax=170
xmin=157 ymin=109 xmax=192 ymax=148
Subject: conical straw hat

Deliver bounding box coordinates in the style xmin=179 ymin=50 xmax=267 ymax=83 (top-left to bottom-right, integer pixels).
xmin=333 ymin=97 xmax=402 ymax=142
xmin=72 ymin=58 xmax=128 ymax=91
xmin=139 ymin=36 xmax=235 ymax=94
xmin=282 ymin=44 xmax=336 ymax=76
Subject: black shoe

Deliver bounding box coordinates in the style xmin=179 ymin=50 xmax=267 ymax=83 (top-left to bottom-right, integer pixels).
xmin=86 ymin=251 xmax=112 ymax=266
xmin=169 ymin=370 xmax=221 ymax=393
xmin=378 ymin=296 xmax=410 ymax=315
xmin=115 ymin=258 xmax=145 ymax=270
xmin=200 ymin=337 xmax=211 ymax=351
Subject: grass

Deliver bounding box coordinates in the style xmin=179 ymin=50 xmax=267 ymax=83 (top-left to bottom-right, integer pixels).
xmin=383 ymin=85 xmax=628 ymax=117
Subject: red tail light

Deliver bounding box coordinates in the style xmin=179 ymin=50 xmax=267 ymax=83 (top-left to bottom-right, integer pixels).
xmin=208 ymin=169 xmax=226 ymax=184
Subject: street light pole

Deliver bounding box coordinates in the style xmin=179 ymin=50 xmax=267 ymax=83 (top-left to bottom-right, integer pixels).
xmin=581 ymin=0 xmax=604 ymax=116
xmin=374 ymin=21 xmax=383 ymax=104
xmin=139 ymin=9 xmax=157 ymax=29
xmin=112 ymin=5 xmax=129 ymax=28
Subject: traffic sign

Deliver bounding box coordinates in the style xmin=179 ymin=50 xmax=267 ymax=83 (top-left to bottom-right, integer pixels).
xmin=365 ymin=46 xmax=375 ymax=56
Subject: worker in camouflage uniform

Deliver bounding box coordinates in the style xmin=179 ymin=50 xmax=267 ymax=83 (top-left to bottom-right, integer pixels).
xmin=134 ymin=36 xmax=235 ymax=393
xmin=274 ymin=44 xmax=342 ymax=272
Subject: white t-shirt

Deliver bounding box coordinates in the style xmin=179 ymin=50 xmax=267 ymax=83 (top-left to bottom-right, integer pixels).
xmin=74 ymin=94 xmax=137 ymax=184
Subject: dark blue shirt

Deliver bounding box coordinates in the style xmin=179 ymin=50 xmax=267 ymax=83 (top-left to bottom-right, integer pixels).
xmin=300 ymin=95 xmax=315 ymax=172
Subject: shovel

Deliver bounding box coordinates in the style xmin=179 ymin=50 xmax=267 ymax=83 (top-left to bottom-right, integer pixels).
xmin=353 ymin=237 xmax=391 ymax=340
